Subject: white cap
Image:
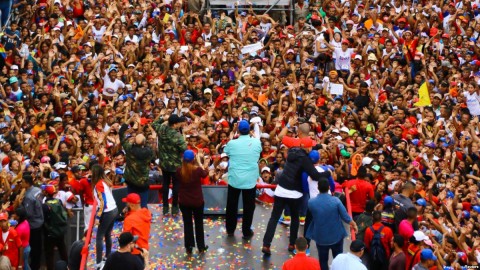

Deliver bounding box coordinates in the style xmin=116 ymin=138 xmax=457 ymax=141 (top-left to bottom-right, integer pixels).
xmin=261 ymin=167 xmax=271 ymax=173
xmin=53 ymin=162 xmax=67 ymax=169
xmin=260 ymin=133 xmax=270 ymax=139
xmin=354 ymin=55 xmax=362 ymax=60
xmin=413 ymin=231 xmax=429 ymax=241
xmin=362 ymin=157 xmax=373 ymax=165
xmin=340 ymin=127 xmax=350 ymax=133
xmin=335 ymin=136 xmax=342 ymax=140
xmin=10 ymin=65 xmax=18 ymax=70
xmin=204 ymin=88 xmax=212 ymax=94
xmin=220 ymin=153 xmax=228 ymax=159
xmin=332 ymin=129 xmax=340 ymax=134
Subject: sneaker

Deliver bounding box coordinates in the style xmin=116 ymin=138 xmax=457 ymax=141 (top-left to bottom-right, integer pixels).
xmin=280 ymin=216 xmax=291 ymax=225
xmin=306 ymin=248 xmax=311 ymax=256
xmin=95 ymin=261 xmax=105 ymax=270
xmin=163 ymin=206 xmax=170 ymax=216
xmin=300 ymin=216 xmax=305 ymax=226
xmin=172 ymin=206 xmax=179 ymax=216
xmin=261 ymin=245 xmax=271 ymax=255
xmin=288 ymin=244 xmax=295 ymax=252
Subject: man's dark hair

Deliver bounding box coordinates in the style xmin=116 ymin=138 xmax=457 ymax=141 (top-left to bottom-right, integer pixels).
xmin=295 ymin=237 xmax=308 ymax=251
xmin=357 ymin=166 xmax=367 ymax=178
xmin=393 ymin=234 xmax=404 ymax=248
xmin=365 ymin=200 xmax=376 ymax=213
xmin=23 ymin=173 xmax=34 ymax=186
xmin=318 ymin=179 xmax=330 ymax=193
xmin=372 ymin=210 xmax=382 ymax=222
xmin=407 ymin=207 xmax=418 ymax=219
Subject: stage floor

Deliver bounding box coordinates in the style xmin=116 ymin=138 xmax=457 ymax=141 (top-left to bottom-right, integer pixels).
xmin=88 ymin=203 xmax=351 ymax=269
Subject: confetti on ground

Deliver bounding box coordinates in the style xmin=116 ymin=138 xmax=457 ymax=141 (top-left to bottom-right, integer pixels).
xmin=87 ymin=203 xmax=348 ymax=269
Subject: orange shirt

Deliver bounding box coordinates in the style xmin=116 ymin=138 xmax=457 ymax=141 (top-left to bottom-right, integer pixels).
xmin=282 ymin=253 xmax=320 ymax=270
xmin=123 ymin=208 xmax=152 ymax=255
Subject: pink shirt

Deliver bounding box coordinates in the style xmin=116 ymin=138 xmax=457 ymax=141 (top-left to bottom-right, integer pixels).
xmin=16 ymin=220 xmax=30 ymax=248
xmin=398 ymin=219 xmax=414 ymax=252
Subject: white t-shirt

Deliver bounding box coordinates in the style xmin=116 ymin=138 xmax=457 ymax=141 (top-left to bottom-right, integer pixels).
xmin=260 ymin=22 xmax=272 ymax=33
xmin=464 ymin=91 xmax=480 ymax=116
xmin=307 ymin=165 xmax=324 ymax=198
xmin=334 ymin=48 xmax=354 ymax=70
xmin=92 ymin=26 xmax=106 ymax=42
xmin=102 ymin=74 xmax=125 ymax=97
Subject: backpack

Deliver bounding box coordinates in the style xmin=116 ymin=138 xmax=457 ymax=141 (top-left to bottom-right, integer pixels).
xmin=368 ymin=225 xmax=388 ymax=267
xmin=44 ymin=198 xmax=68 ymax=238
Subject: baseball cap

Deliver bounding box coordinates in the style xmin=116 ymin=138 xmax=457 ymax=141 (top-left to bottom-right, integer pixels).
xmin=54 ymin=162 xmax=67 ymax=169
xmin=261 ymin=167 xmax=271 ymax=173
xmin=350 ymin=240 xmax=365 ymax=252
xmin=413 ymin=231 xmax=429 ymax=241
xmin=50 ymin=171 xmax=60 ymax=179
xmin=340 ymin=127 xmax=349 ymax=133
xmin=9 ymin=77 xmax=18 ymax=84
xmin=309 ymin=150 xmax=320 ymax=163
xmin=204 ymin=88 xmax=212 ymax=95
xmin=220 ymin=153 xmax=228 ymax=159
xmin=183 ymin=150 xmax=195 ymax=162
xmin=39 ymin=144 xmax=48 ymax=151
xmin=122 ymin=193 xmax=141 ymax=204
xmin=416 ymin=198 xmax=427 ymax=207
xmin=238 ymin=120 xmax=250 ymax=134
xmin=118 ymin=232 xmax=138 ymax=247
xmin=473 ymin=205 xmax=480 ymax=213
xmin=0 ymin=213 xmax=8 ymax=221
xmin=420 ymin=249 xmax=437 ymax=261
xmin=168 ymin=114 xmax=185 ymax=125
xmin=384 ymin=196 xmax=393 ymax=205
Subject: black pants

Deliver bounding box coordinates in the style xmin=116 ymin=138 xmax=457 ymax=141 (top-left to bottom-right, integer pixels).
xmin=303 ymin=208 xmax=313 ymax=247
xmin=29 ymin=227 xmax=43 ymax=270
xmin=179 ymin=204 xmax=206 ymax=250
xmin=45 ymin=235 xmax=68 ymax=270
xmin=225 ymin=185 xmax=256 ymax=236
xmin=263 ymin=196 xmax=301 ymax=246
xmin=162 ymin=171 xmax=179 ymax=208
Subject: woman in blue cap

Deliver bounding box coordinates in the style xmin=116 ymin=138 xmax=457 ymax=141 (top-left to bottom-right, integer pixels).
xmin=176 ymin=149 xmax=211 ymax=255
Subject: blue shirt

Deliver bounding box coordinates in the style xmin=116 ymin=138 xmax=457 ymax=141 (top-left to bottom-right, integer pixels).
xmin=306 ymin=193 xmax=352 ymax=246
xmin=224 ymin=135 xmax=262 ymax=189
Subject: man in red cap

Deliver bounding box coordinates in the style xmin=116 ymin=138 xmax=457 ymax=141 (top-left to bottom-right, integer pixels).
xmin=122 ymin=193 xmax=152 ymax=260
xmin=0 ymin=212 xmax=23 ymax=269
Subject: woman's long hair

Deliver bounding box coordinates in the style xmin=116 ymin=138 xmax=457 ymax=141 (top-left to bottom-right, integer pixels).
xmin=15 ymin=206 xmax=28 ymax=224
xmin=179 ymin=159 xmax=197 ymax=183
xmin=91 ymin=164 xmax=105 ymax=190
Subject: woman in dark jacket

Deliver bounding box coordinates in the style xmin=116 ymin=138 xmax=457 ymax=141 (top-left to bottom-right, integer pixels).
xmin=176 ymin=150 xmax=210 ymax=255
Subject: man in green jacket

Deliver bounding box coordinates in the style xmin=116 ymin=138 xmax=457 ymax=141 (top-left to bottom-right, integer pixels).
xmin=152 ymin=114 xmax=187 ymax=216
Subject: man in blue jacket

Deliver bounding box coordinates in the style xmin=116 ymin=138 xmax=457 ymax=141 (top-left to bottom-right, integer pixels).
xmin=224 ymin=120 xmax=262 ymax=239
xmin=307 ymin=179 xmax=358 ymax=270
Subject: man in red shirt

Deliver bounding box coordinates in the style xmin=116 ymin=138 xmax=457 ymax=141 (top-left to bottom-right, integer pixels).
xmin=0 ymin=212 xmax=23 ymax=269
xmin=364 ymin=211 xmax=393 ymax=269
xmin=71 ymin=166 xmax=94 ymax=227
xmin=342 ymin=166 xmax=374 ymax=218
xmin=282 ymin=237 xmax=320 ymax=270
xmin=122 ymin=193 xmax=152 ymax=257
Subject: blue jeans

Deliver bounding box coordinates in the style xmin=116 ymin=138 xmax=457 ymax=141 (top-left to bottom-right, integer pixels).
xmin=23 ymin=245 xmax=30 ymax=270
xmin=317 ymin=239 xmax=343 ymax=270
xmin=127 ymin=185 xmax=149 ymax=208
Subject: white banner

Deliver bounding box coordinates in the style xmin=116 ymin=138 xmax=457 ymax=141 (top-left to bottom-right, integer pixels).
xmin=240 ymin=42 xmax=264 ymax=55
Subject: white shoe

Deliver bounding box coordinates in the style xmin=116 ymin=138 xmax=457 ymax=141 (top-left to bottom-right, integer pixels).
xmin=95 ymin=261 xmax=105 ymax=270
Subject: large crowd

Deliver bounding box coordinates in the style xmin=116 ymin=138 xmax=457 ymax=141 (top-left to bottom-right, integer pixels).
xmin=0 ymin=0 xmax=479 ymax=269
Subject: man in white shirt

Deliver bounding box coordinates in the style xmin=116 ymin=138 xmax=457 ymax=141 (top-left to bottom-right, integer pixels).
xmin=331 ymin=240 xmax=367 ymax=270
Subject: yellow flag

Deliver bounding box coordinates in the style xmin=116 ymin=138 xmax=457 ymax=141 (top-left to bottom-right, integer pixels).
xmin=414 ymin=82 xmax=431 ymax=107
xmin=163 ymin=13 xmax=170 ymax=23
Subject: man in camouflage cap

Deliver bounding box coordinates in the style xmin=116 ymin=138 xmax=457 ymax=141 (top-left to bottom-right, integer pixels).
xmin=152 ymin=114 xmax=187 ymax=216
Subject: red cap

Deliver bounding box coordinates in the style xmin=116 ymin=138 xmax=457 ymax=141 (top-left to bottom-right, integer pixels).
xmin=430 ymin=27 xmax=438 ymax=37
xmin=442 ymin=33 xmax=450 ymax=38
xmin=39 ymin=144 xmax=48 ymax=151
xmin=449 ymin=2 xmax=456 ymax=6
xmin=0 ymin=212 xmax=7 ymax=221
xmin=397 ymin=18 xmax=407 ymax=23
xmin=45 ymin=185 xmax=56 ymax=195
xmin=220 ymin=120 xmax=230 ymax=128
xmin=341 ymin=39 xmax=350 ymax=44
xmin=358 ymin=3 xmax=365 ymax=8
xmin=100 ymin=100 xmax=107 ymax=107
xmin=122 ymin=193 xmax=141 ymax=204
xmin=1 ymin=157 xmax=9 ymax=167
xmin=286 ymin=25 xmax=294 ymax=29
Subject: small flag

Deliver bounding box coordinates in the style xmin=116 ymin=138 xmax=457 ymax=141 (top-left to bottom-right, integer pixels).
xmin=163 ymin=13 xmax=170 ymax=23
xmin=0 ymin=44 xmax=6 ymax=59
xmin=414 ymin=82 xmax=431 ymax=107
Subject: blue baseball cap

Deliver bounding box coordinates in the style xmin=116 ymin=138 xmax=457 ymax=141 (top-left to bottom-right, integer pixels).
xmin=115 ymin=168 xmax=124 ymax=175
xmin=238 ymin=120 xmax=250 ymax=135
xmin=384 ymin=196 xmax=393 ymax=205
xmin=183 ymin=150 xmax=195 ymax=162
xmin=50 ymin=171 xmax=60 ymax=179
xmin=420 ymin=249 xmax=437 ymax=261
xmin=473 ymin=205 xmax=480 ymax=213
xmin=309 ymin=150 xmax=320 ymax=163
xmin=416 ymin=198 xmax=427 ymax=207
xmin=463 ymin=210 xmax=470 ymax=219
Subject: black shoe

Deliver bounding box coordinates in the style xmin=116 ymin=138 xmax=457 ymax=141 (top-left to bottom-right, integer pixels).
xmin=163 ymin=206 xmax=170 ymax=216
xmin=198 ymin=245 xmax=209 ymax=253
xmin=186 ymin=247 xmax=193 ymax=255
xmin=242 ymin=230 xmax=254 ymax=240
xmin=261 ymin=245 xmax=271 ymax=255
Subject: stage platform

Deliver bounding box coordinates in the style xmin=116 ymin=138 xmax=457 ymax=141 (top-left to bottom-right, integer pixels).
xmin=87 ymin=203 xmax=351 ymax=269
